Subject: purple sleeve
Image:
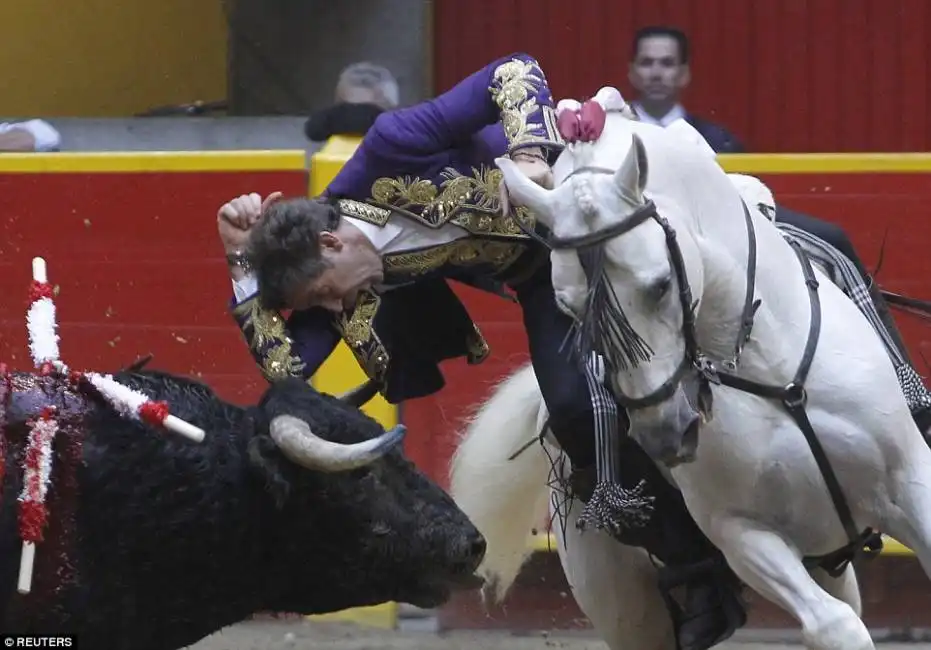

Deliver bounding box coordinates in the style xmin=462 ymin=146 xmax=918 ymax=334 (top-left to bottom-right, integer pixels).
xmin=229 ymin=297 xmax=339 ymax=382
xmin=366 ymin=53 xmax=563 ymax=161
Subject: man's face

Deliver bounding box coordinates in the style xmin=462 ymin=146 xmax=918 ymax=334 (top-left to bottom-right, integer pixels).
xmin=286 ymin=233 xmax=384 ymax=313
xmin=628 ymin=36 xmax=690 ymax=104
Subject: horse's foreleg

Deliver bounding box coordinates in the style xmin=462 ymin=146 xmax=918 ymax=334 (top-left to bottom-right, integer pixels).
xmin=714 ymin=517 xmax=873 ymax=650
xmin=810 ymin=565 xmax=862 ymax=617
xmin=553 ymin=495 xmax=676 ymax=650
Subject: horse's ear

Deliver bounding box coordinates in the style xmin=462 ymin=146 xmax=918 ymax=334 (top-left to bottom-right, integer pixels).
xmin=494 ymin=157 xmax=556 ymax=229
xmin=613 ymin=133 xmax=649 ymax=200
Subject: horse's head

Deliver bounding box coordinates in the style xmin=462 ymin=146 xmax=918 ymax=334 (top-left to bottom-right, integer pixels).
xmin=496 ymin=93 xmax=710 ymax=467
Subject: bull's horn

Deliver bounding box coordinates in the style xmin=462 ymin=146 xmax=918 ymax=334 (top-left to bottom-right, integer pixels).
xmin=336 ymin=380 xmax=380 ymax=408
xmin=268 ymin=414 xmax=405 ymax=472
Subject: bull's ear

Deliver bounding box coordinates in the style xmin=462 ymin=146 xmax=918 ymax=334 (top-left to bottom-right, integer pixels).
xmin=495 ymin=157 xmax=557 ymax=230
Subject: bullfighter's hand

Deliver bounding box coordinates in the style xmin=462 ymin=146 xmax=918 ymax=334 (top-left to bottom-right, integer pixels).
xmin=513 ymin=147 xmax=555 ymax=190
xmin=217 ymin=191 xmax=283 ymax=253
xmin=499 ymin=148 xmax=554 ymax=215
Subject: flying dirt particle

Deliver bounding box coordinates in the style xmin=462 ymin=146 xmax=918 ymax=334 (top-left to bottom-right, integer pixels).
xmin=107 ymin=336 xmax=121 ymax=347
xmin=53 ymin=285 xmax=61 ymax=296
xmin=105 ymin=306 xmax=115 ymax=318
xmin=83 ymin=219 xmax=92 ymax=228
xmin=174 ymin=335 xmax=189 ymax=344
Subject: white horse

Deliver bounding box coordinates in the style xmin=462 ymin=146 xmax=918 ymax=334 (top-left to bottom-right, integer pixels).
xmin=450 ymin=88 xmax=931 ymax=650
xmin=450 ymin=364 xmax=677 ymax=649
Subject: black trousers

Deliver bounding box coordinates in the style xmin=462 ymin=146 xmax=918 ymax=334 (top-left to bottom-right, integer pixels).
xmin=512 ymin=262 xmax=720 ymax=566
xmin=775 ymin=205 xmax=870 ymax=279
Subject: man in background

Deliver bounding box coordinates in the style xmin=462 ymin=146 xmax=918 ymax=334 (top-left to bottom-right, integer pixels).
xmin=628 ymin=26 xmax=744 ymax=153
xmin=0 ymin=119 xmax=61 ymax=152
xmin=304 ymin=62 xmax=400 ymax=143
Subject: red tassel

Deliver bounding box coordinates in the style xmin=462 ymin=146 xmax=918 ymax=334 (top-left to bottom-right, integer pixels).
xmin=18 ymin=500 xmax=47 ymax=544
xmin=556 ymin=99 xmax=608 ymax=144
xmin=28 ymin=281 xmax=54 ymax=304
xmin=139 ymin=401 xmax=170 ymax=425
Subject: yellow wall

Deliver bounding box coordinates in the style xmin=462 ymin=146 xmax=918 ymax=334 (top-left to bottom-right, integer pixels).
xmin=3 ymin=0 xmax=227 ymax=117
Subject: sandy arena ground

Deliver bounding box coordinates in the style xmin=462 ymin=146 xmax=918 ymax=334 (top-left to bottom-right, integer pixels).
xmin=187 ymin=619 xmax=931 ymax=650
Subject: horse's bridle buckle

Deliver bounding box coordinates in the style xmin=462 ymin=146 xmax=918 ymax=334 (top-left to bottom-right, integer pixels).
xmin=783 ymin=381 xmax=807 ymax=409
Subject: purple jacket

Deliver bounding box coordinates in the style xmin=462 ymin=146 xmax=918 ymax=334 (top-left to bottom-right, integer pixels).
xmin=232 ymin=53 xmax=563 ymax=402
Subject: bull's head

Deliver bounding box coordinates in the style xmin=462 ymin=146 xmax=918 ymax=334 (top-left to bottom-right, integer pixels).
xmin=254 ymin=378 xmax=486 ymax=613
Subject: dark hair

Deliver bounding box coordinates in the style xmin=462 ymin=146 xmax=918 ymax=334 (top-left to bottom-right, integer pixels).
xmin=632 ymin=26 xmax=689 ymax=64
xmin=246 ymin=197 xmax=339 ymax=310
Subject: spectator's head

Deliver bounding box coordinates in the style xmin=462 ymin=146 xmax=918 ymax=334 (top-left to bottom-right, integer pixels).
xmin=335 ymin=62 xmax=400 ymax=111
xmin=628 ymin=26 xmax=691 ymax=109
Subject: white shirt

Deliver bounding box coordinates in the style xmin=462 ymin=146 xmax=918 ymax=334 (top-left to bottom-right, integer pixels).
xmin=0 ymin=119 xmax=61 ymax=152
xmin=631 ymin=102 xmax=686 ymax=128
xmin=231 ymin=215 xmax=469 ymax=304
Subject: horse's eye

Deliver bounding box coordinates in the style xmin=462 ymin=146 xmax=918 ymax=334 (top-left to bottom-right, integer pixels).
xmin=650 ymin=276 xmax=672 ymax=302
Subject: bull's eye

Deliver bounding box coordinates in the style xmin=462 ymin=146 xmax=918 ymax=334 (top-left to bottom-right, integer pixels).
xmin=372 ymin=521 xmax=392 ymax=536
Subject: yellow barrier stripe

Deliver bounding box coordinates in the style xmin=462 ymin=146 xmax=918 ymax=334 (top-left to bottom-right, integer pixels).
xmin=718 ymin=153 xmax=931 ymax=174
xmin=3 ymin=151 xmax=927 ymax=175
xmin=0 ymin=151 xmax=308 ymax=173
xmin=529 ymin=532 xmax=914 ymax=556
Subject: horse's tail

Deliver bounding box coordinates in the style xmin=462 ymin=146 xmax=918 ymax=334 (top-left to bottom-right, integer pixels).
xmin=449 ymin=363 xmax=552 ymax=602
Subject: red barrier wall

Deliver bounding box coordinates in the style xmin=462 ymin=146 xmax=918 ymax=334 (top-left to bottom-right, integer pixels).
xmin=0 ymin=152 xmax=308 ymax=406
xmin=432 ymin=0 xmax=931 ymax=153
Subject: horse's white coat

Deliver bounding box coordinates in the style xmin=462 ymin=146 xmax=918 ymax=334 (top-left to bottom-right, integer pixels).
xmin=451 ymin=96 xmax=931 ymax=649
xmin=449 ymin=365 xmax=676 ymax=649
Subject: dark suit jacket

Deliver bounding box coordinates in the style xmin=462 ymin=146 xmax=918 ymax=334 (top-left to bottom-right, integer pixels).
xmin=686 ymin=114 xmax=745 ymax=153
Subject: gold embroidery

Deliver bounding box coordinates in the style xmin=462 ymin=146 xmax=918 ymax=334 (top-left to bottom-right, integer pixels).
xmin=466 ymin=323 xmax=490 ymax=365
xmin=382 ymin=239 xmax=525 ymax=279
xmin=490 ymin=57 xmax=556 ymax=150
xmin=366 ymin=165 xmax=536 ymax=238
xmin=263 ymin=344 xmax=307 ymax=381
xmin=541 ymin=105 xmax=565 ymax=146
xmin=337 ymin=199 xmax=391 ymax=226
xmin=335 ymin=291 xmax=389 ymax=383
xmin=370 ymin=165 xmax=497 ymax=227
xmin=233 ymin=298 xmax=306 ymax=381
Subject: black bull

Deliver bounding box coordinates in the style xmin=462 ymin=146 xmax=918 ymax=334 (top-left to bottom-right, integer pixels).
xmin=0 ymin=368 xmax=485 ymax=650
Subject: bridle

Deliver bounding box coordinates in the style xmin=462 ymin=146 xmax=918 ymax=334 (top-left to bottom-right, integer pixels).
xmin=520 ymin=163 xmax=884 ymax=576
xmin=525 ymin=164 xmax=761 ymax=417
